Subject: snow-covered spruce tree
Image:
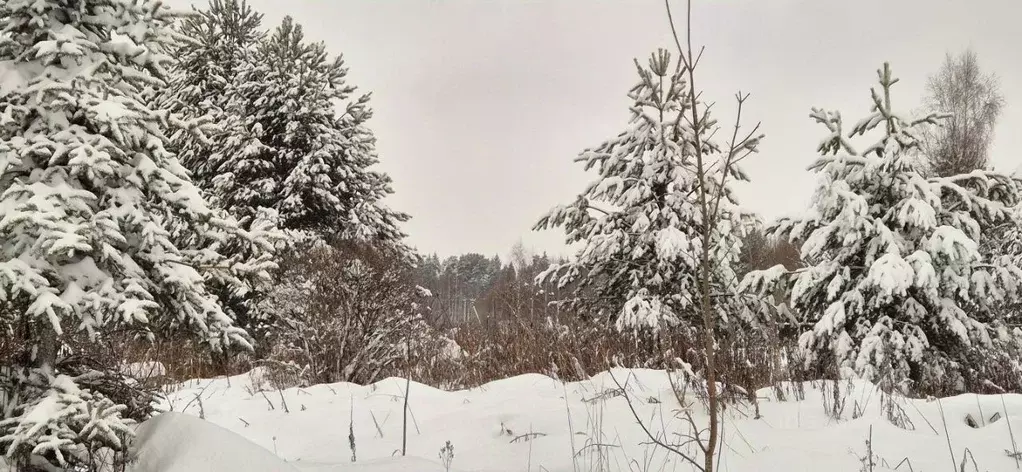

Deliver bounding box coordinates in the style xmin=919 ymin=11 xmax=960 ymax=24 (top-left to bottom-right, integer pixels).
xmin=210 ymin=16 xmax=409 ymax=248
xmin=176 ymin=14 xmax=414 ymax=351
xmin=0 ymin=0 xmax=275 ymax=468
xmin=976 ymin=169 xmax=1022 ymax=329
xmin=159 ymin=0 xmax=265 ymax=192
xmin=157 ymin=0 xmax=282 ymax=348
xmin=741 ymin=63 xmax=1022 ymax=394
xmin=534 ymin=48 xmax=763 ymax=337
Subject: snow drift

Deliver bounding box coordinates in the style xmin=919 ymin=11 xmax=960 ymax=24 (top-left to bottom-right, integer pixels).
xmin=129 ymin=412 xmax=299 ymax=472
xmin=136 ymin=369 xmax=1022 ymax=471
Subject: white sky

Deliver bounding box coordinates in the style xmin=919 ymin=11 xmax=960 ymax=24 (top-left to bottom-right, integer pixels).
xmin=169 ymin=0 xmax=1022 ymax=259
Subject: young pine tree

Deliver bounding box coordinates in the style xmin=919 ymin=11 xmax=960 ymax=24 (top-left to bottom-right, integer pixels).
xmin=538 ymin=41 xmax=767 ymax=472
xmin=0 ymin=0 xmax=275 ymax=468
xmin=742 ymin=64 xmax=1022 ymax=394
xmin=535 ymin=49 xmax=761 ymax=335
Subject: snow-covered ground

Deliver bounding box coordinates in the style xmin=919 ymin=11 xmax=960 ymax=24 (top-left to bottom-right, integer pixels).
xmin=132 ymin=368 xmax=1022 ymax=471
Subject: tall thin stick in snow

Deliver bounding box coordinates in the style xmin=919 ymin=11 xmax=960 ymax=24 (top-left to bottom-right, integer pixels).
xmin=668 ymin=0 xmax=718 ymax=469
xmin=402 ymin=379 xmax=411 ymax=456
xmin=278 ymin=387 xmax=290 ymax=413
xmin=1004 ymin=394 xmax=1020 ymax=469
xmin=564 ymin=383 xmax=580 ymax=472
xmin=936 ymin=398 xmax=956 ymax=471
xmin=402 ymin=314 xmax=412 ymax=456
xmin=349 ymin=394 xmax=357 ymax=462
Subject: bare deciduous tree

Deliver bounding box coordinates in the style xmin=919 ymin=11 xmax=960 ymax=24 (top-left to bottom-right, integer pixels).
xmin=263 ymin=241 xmax=433 ymax=386
xmin=923 ymin=49 xmax=1004 ymax=177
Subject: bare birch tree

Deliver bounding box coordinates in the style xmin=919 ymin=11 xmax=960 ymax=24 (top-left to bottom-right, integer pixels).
xmin=923 ymin=49 xmax=1005 ymax=177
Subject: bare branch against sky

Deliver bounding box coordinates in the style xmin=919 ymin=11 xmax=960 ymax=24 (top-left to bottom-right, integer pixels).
xmin=166 ymin=0 xmax=1022 ymax=257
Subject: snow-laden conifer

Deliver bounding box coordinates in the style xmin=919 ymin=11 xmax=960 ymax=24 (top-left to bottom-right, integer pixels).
xmin=212 ymin=16 xmax=409 ymax=249
xmin=157 ymin=0 xmax=283 ymax=346
xmin=536 ymin=49 xmax=761 ymax=333
xmin=741 ymin=64 xmax=1022 ymax=393
xmin=160 ymin=0 xmax=265 ymax=194
xmin=0 ymin=0 xmax=275 ymax=467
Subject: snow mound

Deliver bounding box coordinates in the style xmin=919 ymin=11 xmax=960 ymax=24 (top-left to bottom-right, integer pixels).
xmin=129 ymin=412 xmax=298 ymax=472
xmin=154 ymin=370 xmax=1022 ymax=471
xmin=296 ymin=456 xmax=450 ymax=472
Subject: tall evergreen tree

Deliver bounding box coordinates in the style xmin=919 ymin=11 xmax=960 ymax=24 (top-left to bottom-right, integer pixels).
xmin=0 ymin=0 xmax=275 ymax=467
xmin=212 ymin=16 xmax=408 ymax=249
xmin=535 ymin=50 xmax=761 ymax=333
xmin=742 ymin=64 xmax=1022 ymax=394
xmin=159 ymin=0 xmax=281 ymax=346
xmin=160 ymin=0 xmax=265 ymax=190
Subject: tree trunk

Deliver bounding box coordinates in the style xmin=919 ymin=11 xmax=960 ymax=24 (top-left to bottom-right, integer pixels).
xmin=212 ymin=348 xmax=231 ymax=375
xmin=33 ymin=321 xmax=58 ymax=371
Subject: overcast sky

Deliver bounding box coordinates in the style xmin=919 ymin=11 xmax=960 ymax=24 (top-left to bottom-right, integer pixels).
xmin=170 ymin=0 xmax=1022 ymax=259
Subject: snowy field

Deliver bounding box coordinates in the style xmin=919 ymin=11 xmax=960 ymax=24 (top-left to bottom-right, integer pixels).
xmin=130 ymin=368 xmax=1022 ymax=472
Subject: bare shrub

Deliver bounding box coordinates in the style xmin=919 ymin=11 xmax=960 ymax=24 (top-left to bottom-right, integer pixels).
xmin=447 ymin=314 xmax=686 ymax=388
xmin=409 ymin=308 xmax=781 ymax=400
xmin=262 ymin=241 xmax=433 ymax=386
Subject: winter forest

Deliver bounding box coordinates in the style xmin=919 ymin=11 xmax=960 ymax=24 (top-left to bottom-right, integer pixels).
xmin=1 ymin=0 xmax=1022 ymax=471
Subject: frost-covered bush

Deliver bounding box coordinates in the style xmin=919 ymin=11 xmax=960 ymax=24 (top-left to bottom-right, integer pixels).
xmin=263 ymin=242 xmax=433 ymax=386
xmin=742 ymin=64 xmax=1022 ymax=394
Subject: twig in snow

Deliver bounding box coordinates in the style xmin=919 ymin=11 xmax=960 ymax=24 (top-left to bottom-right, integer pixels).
xmin=975 ymin=395 xmax=986 ymax=427
xmin=1004 ymin=394 xmax=1020 ymax=469
xmin=959 ymin=447 xmax=979 ymax=472
xmin=349 ymin=394 xmax=357 ymax=462
xmin=562 ymin=382 xmax=580 ymax=472
xmin=574 ymin=442 xmax=622 ymax=457
xmin=903 ymin=393 xmax=940 ymax=435
xmin=528 ymin=424 xmax=534 ymax=472
xmin=402 ymin=375 xmax=410 ymax=456
xmin=278 ymin=387 xmax=290 ymax=413
xmin=892 ymin=457 xmax=915 ymax=472
xmin=608 ymin=370 xmax=706 ymax=472
xmin=260 ymin=389 xmax=275 ymax=411
xmin=180 ymin=381 xmax=214 ymax=414
xmin=936 ymin=398 xmax=957 ymax=469
xmin=196 ymin=393 xmax=205 ymax=419
xmin=511 ymin=432 xmax=548 ymax=443
xmin=408 ymin=399 xmax=422 ymax=435
xmin=370 ymin=410 xmax=384 ymax=438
